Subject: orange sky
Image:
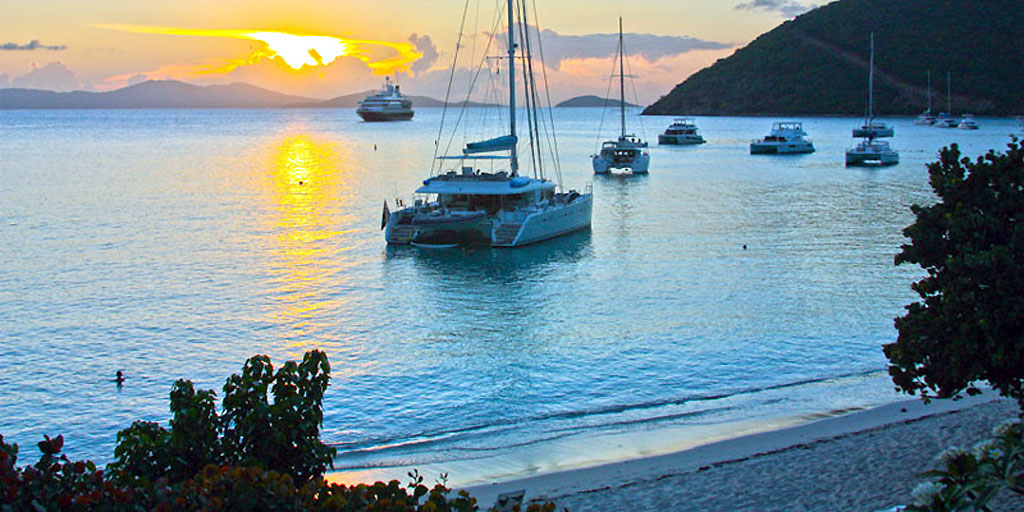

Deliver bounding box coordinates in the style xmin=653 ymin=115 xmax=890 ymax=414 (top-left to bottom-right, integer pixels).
xmin=0 ymin=0 xmax=813 ymax=102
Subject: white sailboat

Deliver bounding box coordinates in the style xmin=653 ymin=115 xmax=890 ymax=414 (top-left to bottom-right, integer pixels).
xmin=847 ymin=33 xmax=898 ymax=167
xmin=592 ymin=18 xmax=650 ymax=175
xmin=934 ymin=72 xmax=959 ymax=128
xmin=914 ymin=71 xmax=936 ymax=125
xmin=383 ymin=0 xmax=592 ymax=248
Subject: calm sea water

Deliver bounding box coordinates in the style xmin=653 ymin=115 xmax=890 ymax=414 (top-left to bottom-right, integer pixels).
xmin=1 ymin=108 xmax=1020 ymax=485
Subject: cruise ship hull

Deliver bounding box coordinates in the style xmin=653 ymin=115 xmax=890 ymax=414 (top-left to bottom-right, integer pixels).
xmin=357 ymin=110 xmax=414 ymax=122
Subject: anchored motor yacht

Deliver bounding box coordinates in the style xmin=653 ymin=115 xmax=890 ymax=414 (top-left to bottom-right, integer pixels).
xmin=592 ymin=18 xmax=650 ymax=174
xmin=750 ymin=122 xmax=815 ymax=154
xmin=658 ymin=118 xmax=705 ymax=145
xmin=846 ymin=33 xmax=898 ymax=167
xmin=958 ymin=114 xmax=979 ymax=130
xmin=356 ymin=77 xmax=414 ymax=121
xmin=383 ymin=0 xmax=592 ymax=248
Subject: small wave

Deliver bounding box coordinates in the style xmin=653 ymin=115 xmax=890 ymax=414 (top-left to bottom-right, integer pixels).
xmin=331 ymin=369 xmax=883 ymax=457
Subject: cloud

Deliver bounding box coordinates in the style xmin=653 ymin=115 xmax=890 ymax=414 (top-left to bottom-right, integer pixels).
xmin=10 ymin=61 xmax=85 ymax=91
xmin=735 ymin=0 xmax=816 ymax=18
xmin=408 ymin=33 xmax=439 ymax=75
xmin=487 ymin=26 xmax=731 ymax=71
xmin=1 ymin=40 xmax=67 ymax=51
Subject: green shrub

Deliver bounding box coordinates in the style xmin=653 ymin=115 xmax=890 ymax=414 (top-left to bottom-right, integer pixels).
xmin=885 ymin=139 xmax=1024 ymax=409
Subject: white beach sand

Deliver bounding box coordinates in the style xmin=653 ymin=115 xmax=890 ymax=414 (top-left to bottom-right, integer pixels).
xmin=464 ymin=394 xmax=1022 ymax=511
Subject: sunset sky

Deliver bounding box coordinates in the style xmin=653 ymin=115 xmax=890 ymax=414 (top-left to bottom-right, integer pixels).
xmin=0 ymin=0 xmax=818 ymax=102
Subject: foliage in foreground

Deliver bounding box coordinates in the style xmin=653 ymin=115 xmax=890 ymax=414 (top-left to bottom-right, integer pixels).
xmin=884 ymin=139 xmax=1024 ymax=410
xmin=906 ymin=419 xmax=1024 ymax=511
xmin=0 ymin=351 xmax=559 ymax=511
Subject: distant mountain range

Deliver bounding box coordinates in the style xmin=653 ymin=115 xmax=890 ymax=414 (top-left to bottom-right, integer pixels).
xmin=645 ymin=0 xmax=1024 ymax=116
xmin=555 ymin=95 xmax=640 ymax=108
xmin=0 ymin=80 xmax=496 ymax=109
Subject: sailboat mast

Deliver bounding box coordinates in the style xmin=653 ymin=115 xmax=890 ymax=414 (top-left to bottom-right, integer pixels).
xmin=926 ymin=71 xmax=931 ymax=112
xmin=507 ymin=0 xmax=518 ymax=174
xmin=946 ymin=71 xmax=951 ymax=114
xmin=867 ymin=33 xmax=874 ymax=121
xmin=619 ymin=17 xmax=626 ymax=138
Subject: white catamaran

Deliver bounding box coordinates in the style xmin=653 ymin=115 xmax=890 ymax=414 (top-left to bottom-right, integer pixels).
xmin=846 ymin=33 xmax=898 ymax=167
xmin=592 ymin=18 xmax=650 ymax=175
xmin=382 ymin=0 xmax=592 ymax=248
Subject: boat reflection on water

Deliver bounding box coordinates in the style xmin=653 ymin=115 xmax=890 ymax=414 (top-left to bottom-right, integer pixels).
xmin=385 ymin=228 xmax=593 ymax=283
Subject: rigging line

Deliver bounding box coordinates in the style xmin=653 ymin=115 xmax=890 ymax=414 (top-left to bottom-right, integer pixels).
xmin=530 ymin=0 xmax=562 ymax=187
xmin=432 ymin=0 xmax=472 ymax=174
xmin=595 ymin=44 xmax=618 ymax=152
xmin=522 ymin=1 xmax=547 ymax=181
xmin=517 ymin=0 xmax=541 ymax=179
xmin=623 ymin=41 xmax=646 ymax=139
xmin=441 ymin=1 xmax=505 ymax=163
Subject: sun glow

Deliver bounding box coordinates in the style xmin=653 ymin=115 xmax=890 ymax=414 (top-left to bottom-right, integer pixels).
xmin=93 ymin=24 xmax=422 ymax=74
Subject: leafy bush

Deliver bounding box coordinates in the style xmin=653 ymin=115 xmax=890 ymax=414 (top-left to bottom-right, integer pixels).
xmin=109 ymin=350 xmax=335 ymax=486
xmin=1 ymin=351 xmax=564 ymax=510
xmin=906 ymin=419 xmax=1024 ymax=511
xmin=885 ymin=139 xmax=1024 ymax=409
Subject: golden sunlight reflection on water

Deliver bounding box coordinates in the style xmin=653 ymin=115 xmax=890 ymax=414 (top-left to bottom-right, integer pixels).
xmin=262 ymin=134 xmax=355 ymax=354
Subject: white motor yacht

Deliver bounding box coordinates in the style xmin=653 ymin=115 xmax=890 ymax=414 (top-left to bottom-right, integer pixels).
xmin=958 ymin=114 xmax=979 ymax=130
xmin=658 ymin=118 xmax=705 ymax=145
xmin=356 ymin=77 xmax=414 ymax=121
xmin=383 ymin=0 xmax=592 ymax=248
xmin=846 ymin=33 xmax=898 ymax=167
xmin=592 ymin=18 xmax=650 ymax=174
xmin=750 ymin=122 xmax=814 ymax=154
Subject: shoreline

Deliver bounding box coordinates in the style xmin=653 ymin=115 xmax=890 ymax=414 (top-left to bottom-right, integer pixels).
xmin=462 ymin=394 xmax=1020 ymax=510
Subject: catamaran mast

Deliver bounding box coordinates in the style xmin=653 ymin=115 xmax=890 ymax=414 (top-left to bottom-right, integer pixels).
xmin=507 ymin=0 xmax=519 ymax=175
xmin=867 ymin=33 xmax=874 ymax=122
xmin=619 ymin=17 xmax=626 ymax=138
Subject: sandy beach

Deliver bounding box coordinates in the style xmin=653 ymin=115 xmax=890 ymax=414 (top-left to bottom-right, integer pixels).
xmin=464 ymin=394 xmax=1022 ymax=511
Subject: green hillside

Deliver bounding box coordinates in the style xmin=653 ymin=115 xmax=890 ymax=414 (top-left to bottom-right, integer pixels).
xmin=644 ymin=0 xmax=1024 ymax=116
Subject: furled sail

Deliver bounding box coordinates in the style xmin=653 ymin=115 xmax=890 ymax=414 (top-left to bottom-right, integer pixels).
xmin=463 ymin=135 xmax=517 ymax=154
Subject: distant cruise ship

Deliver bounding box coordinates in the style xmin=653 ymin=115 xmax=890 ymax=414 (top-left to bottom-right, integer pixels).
xmin=356 ymin=77 xmax=414 ymax=121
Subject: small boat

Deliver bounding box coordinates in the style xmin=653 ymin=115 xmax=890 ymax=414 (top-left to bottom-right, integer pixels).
xmin=957 ymin=114 xmax=979 ymax=130
xmin=914 ymin=71 xmax=936 ymax=125
xmin=592 ymin=18 xmax=650 ymax=174
xmin=356 ymin=76 xmax=414 ymax=121
xmin=846 ymin=138 xmax=899 ymax=166
xmin=658 ymin=118 xmax=705 ymax=145
xmin=384 ymin=0 xmax=592 ymax=248
xmin=750 ymin=122 xmax=814 ymax=154
xmin=846 ymin=33 xmax=898 ymax=167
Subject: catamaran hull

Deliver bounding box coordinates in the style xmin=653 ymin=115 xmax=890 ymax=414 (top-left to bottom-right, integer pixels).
xmin=494 ymin=194 xmax=593 ymax=247
xmin=592 ymin=153 xmax=650 ymax=174
xmin=357 ymin=110 xmax=414 ymax=122
xmin=846 ymin=150 xmax=899 ymax=166
xmin=750 ymin=142 xmax=815 ymax=154
xmin=658 ymin=134 xmax=705 ymax=145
